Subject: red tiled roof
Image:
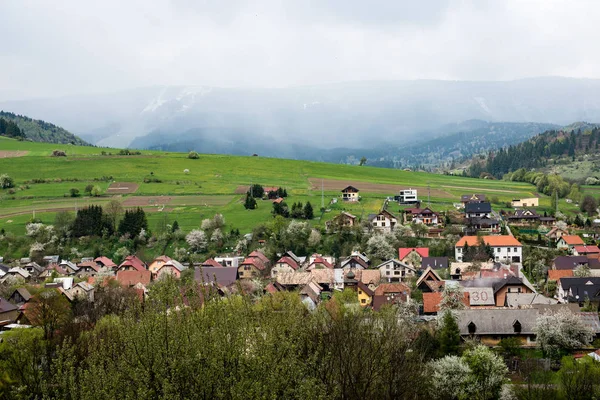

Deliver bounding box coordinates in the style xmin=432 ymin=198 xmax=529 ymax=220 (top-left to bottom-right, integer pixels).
xmin=272 ymin=198 xmax=284 ymax=204
xmin=119 ymin=255 xmax=146 ymax=272
xmin=456 ymin=235 xmax=522 ymax=247
xmin=116 ymin=270 xmax=151 ymax=286
xmin=248 ymin=250 xmax=269 ymax=264
xmin=560 ymin=235 xmax=585 ymax=245
xmin=398 ymin=248 xmax=429 ymax=260
xmin=153 ymin=255 xmax=171 ymax=263
xmin=241 ymin=257 xmax=266 ymax=271
xmin=310 ymin=257 xmax=334 ymax=269
xmin=575 ymin=245 xmax=600 ymax=254
xmin=374 ymin=283 xmax=411 ymax=296
xmin=276 ymin=256 xmax=300 ymax=270
xmin=265 ymin=283 xmax=280 ymax=294
xmin=423 ymin=291 xmax=469 ymax=314
xmin=548 ymin=269 xmax=574 ymax=281
xmin=94 ymin=256 xmax=116 ymax=268
xmin=202 ymin=258 xmax=223 ymax=268
xmin=77 ymin=260 xmax=100 ymax=271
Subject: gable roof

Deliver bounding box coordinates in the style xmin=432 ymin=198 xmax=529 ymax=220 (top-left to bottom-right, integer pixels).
xmin=340 ymin=255 xmax=369 ymax=269
xmin=374 ymin=282 xmax=411 ymax=296
xmin=560 ymin=235 xmax=585 ymax=246
xmin=160 ymin=260 xmax=185 ymax=272
xmin=0 ymin=297 xmax=18 ymax=314
xmin=248 ymin=250 xmax=269 ymax=264
xmin=357 ymin=281 xmax=375 ymax=297
xmin=152 ymin=255 xmax=171 ymax=263
xmin=77 ymin=260 xmax=100 ymax=272
xmin=359 ymin=269 xmax=382 ymax=285
xmin=116 ymin=270 xmax=151 ymax=286
xmin=398 ymin=247 xmax=429 ymax=260
xmin=505 ymin=292 xmax=558 ymax=307
xmin=509 ymin=209 xmax=539 ymax=219
xmin=415 ymin=266 xmax=443 ymax=288
xmin=456 ymin=309 xmax=539 ymax=335
xmin=6 ymin=268 xmax=30 ymax=279
xmin=421 ymin=257 xmax=448 ymax=270
xmin=341 ymin=185 xmax=359 ymax=193
xmin=10 ymin=288 xmax=32 ymax=302
xmin=368 ymin=209 xmax=396 ymax=222
xmin=119 ymin=255 xmax=146 ymax=272
xmin=309 ymin=257 xmax=334 ymax=269
xmin=461 ymin=194 xmax=486 ymax=202
xmin=574 ymin=245 xmax=600 ymax=254
xmin=553 ymin=256 xmax=590 ymax=270
xmin=275 ymin=256 xmax=300 ymax=270
xmin=202 ymin=258 xmax=223 ymax=268
xmin=195 ymin=267 xmax=238 ymax=286
xmin=423 ymin=291 xmax=470 ymax=313
xmin=94 ymin=256 xmax=116 ymax=268
xmin=465 ymin=202 xmax=492 ymax=213
xmin=456 ymin=235 xmax=522 ymax=247
xmin=548 ymin=269 xmax=574 ymax=281
xmin=241 ymin=257 xmax=266 ymax=271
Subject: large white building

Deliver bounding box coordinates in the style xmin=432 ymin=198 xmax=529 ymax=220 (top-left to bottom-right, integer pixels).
xmin=455 ymin=235 xmax=522 ymax=263
xmin=398 ymin=188 xmax=418 ymax=204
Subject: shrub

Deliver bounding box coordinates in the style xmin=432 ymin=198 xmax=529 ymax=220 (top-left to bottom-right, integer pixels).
xmin=51 ymin=150 xmax=67 ymax=157
xmin=188 ymin=151 xmax=200 ymax=159
xmin=69 ymin=188 xmax=80 ymax=197
xmin=0 ymin=174 xmax=14 ymax=189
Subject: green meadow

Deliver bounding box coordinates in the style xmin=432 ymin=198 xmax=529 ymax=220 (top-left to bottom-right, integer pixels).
xmin=0 ymin=136 xmax=580 ymax=234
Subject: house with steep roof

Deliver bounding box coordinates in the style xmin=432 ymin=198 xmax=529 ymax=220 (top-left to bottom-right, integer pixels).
xmin=372 ymin=283 xmax=411 ymax=311
xmin=238 ymin=250 xmax=270 ymax=279
xmin=368 ymin=209 xmax=397 ymax=233
xmin=557 ymin=235 xmax=585 ymax=252
xmin=156 ymin=260 xmax=186 ymax=279
xmin=404 ymin=207 xmax=439 ymax=225
xmin=116 ymin=270 xmax=152 ymax=288
xmin=423 ymin=290 xmax=470 ymax=314
xmin=377 ymin=259 xmax=416 ymax=283
xmin=306 ymin=257 xmax=334 ymax=271
xmin=0 ymin=298 xmax=20 ymax=327
xmin=416 ymin=267 xmax=444 ymax=292
xmin=148 ymin=255 xmax=172 ymax=276
xmin=38 ymin=264 xmax=68 ymax=279
xmin=271 ymin=256 xmax=300 ymax=278
xmin=58 ymin=260 xmax=79 ymax=275
xmin=117 ymin=255 xmax=147 ymax=273
xmin=461 ymin=194 xmax=486 ymax=206
xmin=507 ymin=209 xmax=540 ymax=224
xmin=357 ymin=281 xmax=374 ymax=307
xmin=69 ymin=282 xmax=95 ymax=302
xmin=308 ymin=253 xmax=336 ymax=266
xmin=300 ymin=281 xmax=323 ymax=310
xmin=23 ymin=262 xmax=44 ymax=277
xmin=456 ymin=308 xmax=539 ymax=346
xmin=557 ymin=277 xmax=600 ymax=305
xmin=326 ymin=211 xmax=357 ymax=232
xmin=8 ymin=288 xmax=31 ymax=305
xmin=340 ymin=255 xmax=369 ymax=271
xmin=1 ymin=268 xmax=30 ymax=283
xmin=202 ymin=258 xmax=224 ymax=268
xmin=398 ymin=248 xmax=429 ymax=268
xmin=94 ymin=256 xmax=117 ymax=269
xmin=455 ymin=235 xmax=522 ymax=263
xmin=76 ymin=260 xmax=100 ymax=278
xmin=465 ymin=202 xmax=492 ymax=219
xmin=341 ymin=186 xmax=359 ymax=202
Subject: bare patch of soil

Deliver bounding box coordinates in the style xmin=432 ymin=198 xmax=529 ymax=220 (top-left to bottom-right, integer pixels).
xmin=0 ymin=150 xmax=28 ymax=158
xmin=106 ymin=182 xmax=140 ymax=194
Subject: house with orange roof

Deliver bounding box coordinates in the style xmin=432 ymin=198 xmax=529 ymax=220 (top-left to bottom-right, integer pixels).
xmin=398 ymin=248 xmax=429 ymax=268
xmin=271 ymin=256 xmax=300 ymax=278
xmin=238 ymin=250 xmax=270 ymax=279
xmin=117 ymin=255 xmax=147 ymax=273
xmin=548 ymin=269 xmax=574 ymax=281
xmin=557 ymin=235 xmax=585 ymax=252
xmin=148 ymin=255 xmax=172 ymax=276
xmin=455 ymin=235 xmax=522 ymax=263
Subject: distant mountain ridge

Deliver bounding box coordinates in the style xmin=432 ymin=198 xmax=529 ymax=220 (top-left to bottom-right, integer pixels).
xmin=0 ymin=111 xmax=89 ymax=145
xmin=2 ymin=77 xmax=600 ymax=157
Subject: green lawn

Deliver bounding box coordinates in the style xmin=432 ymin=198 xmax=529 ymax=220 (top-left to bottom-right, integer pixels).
xmin=0 ymin=136 xmax=582 ymax=235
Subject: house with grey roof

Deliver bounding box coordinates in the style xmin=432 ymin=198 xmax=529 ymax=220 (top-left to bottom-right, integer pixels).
xmin=456 ymin=308 xmax=539 ymax=346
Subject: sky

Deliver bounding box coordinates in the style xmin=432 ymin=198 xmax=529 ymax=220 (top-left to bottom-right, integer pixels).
xmin=1 ymin=0 xmax=600 ymax=100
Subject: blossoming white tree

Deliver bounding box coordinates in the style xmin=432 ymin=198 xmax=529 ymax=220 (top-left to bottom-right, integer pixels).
xmin=534 ymin=310 xmax=594 ymax=359
xmin=186 ymin=229 xmax=207 ymax=252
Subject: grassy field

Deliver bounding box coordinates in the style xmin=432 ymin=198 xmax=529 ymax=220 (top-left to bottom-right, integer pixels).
xmin=0 ymin=136 xmax=582 ymax=234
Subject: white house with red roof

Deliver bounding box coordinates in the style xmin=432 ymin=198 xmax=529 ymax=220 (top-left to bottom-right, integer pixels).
xmin=404 ymin=207 xmax=439 ymax=225
xmin=398 ymin=248 xmax=429 ymax=268
xmin=368 ymin=209 xmax=397 ymax=233
xmin=271 ymin=256 xmax=300 ymax=278
xmin=557 ymin=235 xmax=585 ymax=253
xmin=455 ymin=235 xmax=522 ymax=263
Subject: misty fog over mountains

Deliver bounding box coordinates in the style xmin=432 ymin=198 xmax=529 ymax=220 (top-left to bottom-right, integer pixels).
xmin=2 ymin=77 xmax=600 ymax=163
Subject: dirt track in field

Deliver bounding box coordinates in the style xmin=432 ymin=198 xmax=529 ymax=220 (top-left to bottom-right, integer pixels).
xmin=106 ymin=182 xmax=139 ymax=194
xmin=439 ymin=185 xmax=529 ymax=194
xmin=122 ymin=196 xmax=172 ymax=207
xmin=308 ymin=178 xmax=453 ymax=198
xmin=0 ymin=150 xmax=28 ymax=158
xmin=234 ymin=185 xmax=249 ymax=194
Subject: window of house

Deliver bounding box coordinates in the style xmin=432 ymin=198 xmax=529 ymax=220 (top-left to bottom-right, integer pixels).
xmin=514 ymin=248 xmax=517 ymax=252
xmin=468 ymin=322 xmax=477 ymax=335
xmin=513 ymin=320 xmax=522 ymax=334
xmin=508 ymin=248 xmax=511 ymax=252
xmin=386 ymin=271 xmax=390 ymax=276
xmin=361 ymin=299 xmax=366 ymax=304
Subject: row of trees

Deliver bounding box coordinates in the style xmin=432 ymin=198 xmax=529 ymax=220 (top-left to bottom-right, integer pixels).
xmin=272 ymin=201 xmax=314 ymax=219
xmin=0 ymin=117 xmax=25 ymax=139
xmin=68 ymin=204 xmax=147 ymax=239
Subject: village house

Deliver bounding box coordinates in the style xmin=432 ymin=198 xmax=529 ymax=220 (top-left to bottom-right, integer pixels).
xmin=1 ymin=268 xmax=31 ymax=283
xmin=117 ymin=255 xmax=147 ymax=273
xmin=214 ymin=256 xmax=244 ymax=268
xmin=94 ymin=256 xmax=117 ymax=270
xmin=58 ymin=260 xmax=79 ymax=275
xmin=551 ymin=255 xmax=600 ymax=275
xmin=148 ymin=255 xmax=172 ymax=276
xmin=115 ymin=269 xmax=152 ymax=288
xmin=461 ymin=194 xmax=486 ymax=207
xmin=456 ymin=308 xmax=538 ymax=346
xmin=69 ymin=282 xmax=95 ymax=302
xmin=511 ymin=198 xmax=539 ymax=208
xmin=8 ymin=288 xmax=31 ymax=305
xmin=325 ymin=212 xmax=357 ymax=232
xmin=546 ymin=226 xmax=568 ymax=240
xmin=377 ymin=259 xmax=417 ymax=282
xmin=195 ymin=266 xmax=238 ymax=287
xmin=416 ymin=267 xmax=445 ymax=293
xmin=465 ymin=202 xmax=492 ymax=219
xmin=156 ymin=259 xmax=186 ymax=279
xmin=556 ymin=235 xmax=585 ymax=252
xmin=238 ymin=250 xmax=270 ymax=279
xmin=368 ymin=209 xmax=397 ymax=233
xmin=539 ymin=216 xmax=556 ymax=225
xmin=557 ymin=276 xmax=600 ymax=306
xmin=300 ymin=281 xmax=323 ymax=310
xmin=404 ymin=207 xmax=439 ymax=225
xmin=340 ymin=253 xmax=370 ymax=271
xmin=0 ymin=263 xmax=8 ymax=279
xmin=38 ymin=264 xmax=68 ymax=279
xmin=308 ymin=253 xmax=336 ymax=266
xmin=465 ymin=217 xmax=500 ymax=235
xmin=573 ymin=245 xmax=600 ymax=256
xmin=455 ymin=235 xmax=522 ymax=263
xmin=0 ymin=298 xmax=20 ymax=327
xmin=398 ymin=247 xmax=429 ymax=268
xmin=507 ymin=209 xmax=540 ymax=224
xmin=357 ymin=281 xmax=374 ymax=307
xmin=201 ymin=258 xmax=224 ymax=268
xmin=372 ymin=283 xmax=411 ymax=311
xmin=341 ymin=186 xmax=360 ymax=202
xmin=461 ymin=276 xmax=535 ymax=307
xmin=398 ymin=188 xmax=418 ymax=204
xmin=75 ymin=260 xmax=100 ymax=278
xmin=421 ymin=257 xmax=448 ymax=271
xmin=23 ymin=262 xmax=44 ymax=277
xmin=306 ymin=257 xmax=334 ymax=270
xmin=271 ymin=256 xmax=300 ymax=278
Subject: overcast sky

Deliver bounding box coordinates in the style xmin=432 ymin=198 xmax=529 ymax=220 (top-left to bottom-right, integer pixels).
xmin=1 ymin=0 xmax=599 ymax=100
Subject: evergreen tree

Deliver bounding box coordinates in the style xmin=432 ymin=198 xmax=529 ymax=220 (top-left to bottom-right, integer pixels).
xmin=304 ymin=202 xmax=314 ymax=220
xmin=118 ymin=207 xmax=148 ymax=237
xmin=438 ymin=310 xmax=461 ymax=356
xmin=171 ymin=220 xmax=179 ymax=232
xmin=244 ymin=194 xmax=257 ymax=210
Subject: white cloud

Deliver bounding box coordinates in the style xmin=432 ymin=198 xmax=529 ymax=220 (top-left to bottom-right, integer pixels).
xmin=1 ymin=0 xmax=599 ymax=100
